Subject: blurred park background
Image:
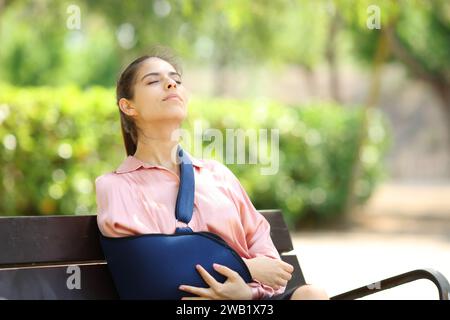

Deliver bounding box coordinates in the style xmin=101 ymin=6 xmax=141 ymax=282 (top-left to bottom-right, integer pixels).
xmin=0 ymin=0 xmax=449 ymax=299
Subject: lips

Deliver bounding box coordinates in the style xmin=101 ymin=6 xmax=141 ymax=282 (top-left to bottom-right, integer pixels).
xmin=163 ymin=94 xmax=182 ymax=102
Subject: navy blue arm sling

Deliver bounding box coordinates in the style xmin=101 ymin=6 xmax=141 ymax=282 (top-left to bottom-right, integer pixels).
xmin=99 ymin=146 xmax=253 ymax=300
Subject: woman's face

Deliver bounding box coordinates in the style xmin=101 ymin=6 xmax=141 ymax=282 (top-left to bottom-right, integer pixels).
xmin=120 ymin=57 xmax=189 ymax=127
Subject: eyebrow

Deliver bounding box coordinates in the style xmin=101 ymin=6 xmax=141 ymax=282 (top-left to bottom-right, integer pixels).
xmin=141 ymin=71 xmax=181 ymax=81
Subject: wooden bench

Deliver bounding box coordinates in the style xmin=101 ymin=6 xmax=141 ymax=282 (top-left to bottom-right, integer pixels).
xmin=0 ymin=209 xmax=449 ymax=300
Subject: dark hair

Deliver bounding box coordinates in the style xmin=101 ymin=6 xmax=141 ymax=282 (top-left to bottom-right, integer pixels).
xmin=116 ymin=46 xmax=182 ymax=156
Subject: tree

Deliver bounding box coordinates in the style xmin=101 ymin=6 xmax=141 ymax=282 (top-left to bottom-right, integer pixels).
xmin=341 ymin=0 xmax=450 ymax=124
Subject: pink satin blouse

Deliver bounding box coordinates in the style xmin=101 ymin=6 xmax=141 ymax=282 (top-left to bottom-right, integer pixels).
xmin=95 ymin=149 xmax=286 ymax=299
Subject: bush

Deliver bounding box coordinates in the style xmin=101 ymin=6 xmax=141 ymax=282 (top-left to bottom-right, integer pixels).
xmin=0 ymin=85 xmax=389 ymax=228
xmin=188 ymin=97 xmax=390 ymax=228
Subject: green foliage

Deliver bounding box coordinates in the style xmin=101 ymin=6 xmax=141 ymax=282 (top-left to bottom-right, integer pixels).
xmin=1 ymin=0 xmax=448 ymax=92
xmin=0 ymin=86 xmax=389 ymax=228
xmin=188 ymin=97 xmax=390 ymax=227
xmin=340 ymin=0 xmax=450 ymax=75
xmin=0 ymin=84 xmax=120 ymax=215
xmin=395 ymin=1 xmax=450 ymax=76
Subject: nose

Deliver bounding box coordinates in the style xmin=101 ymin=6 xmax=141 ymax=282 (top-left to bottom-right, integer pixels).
xmin=165 ymin=78 xmax=177 ymax=90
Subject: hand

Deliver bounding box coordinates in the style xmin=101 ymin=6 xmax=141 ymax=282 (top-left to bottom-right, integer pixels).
xmin=244 ymin=256 xmax=294 ymax=290
xmin=179 ymin=264 xmax=253 ymax=300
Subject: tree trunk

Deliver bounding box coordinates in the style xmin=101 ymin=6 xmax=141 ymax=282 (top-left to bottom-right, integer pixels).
xmin=432 ymin=81 xmax=450 ymax=139
xmin=343 ymin=29 xmax=390 ymax=216
xmin=385 ymin=25 xmax=450 ymax=135
xmin=213 ymin=51 xmax=228 ymax=97
xmin=325 ymin=12 xmax=341 ymax=103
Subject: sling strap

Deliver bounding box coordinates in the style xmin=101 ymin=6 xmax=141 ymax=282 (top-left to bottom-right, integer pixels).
xmin=174 ymin=145 xmax=195 ymax=233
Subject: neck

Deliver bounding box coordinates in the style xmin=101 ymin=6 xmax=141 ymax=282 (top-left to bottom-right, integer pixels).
xmin=132 ymin=124 xmax=181 ymax=172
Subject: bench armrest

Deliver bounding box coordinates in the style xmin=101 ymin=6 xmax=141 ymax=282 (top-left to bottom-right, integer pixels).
xmin=330 ymin=268 xmax=450 ymax=300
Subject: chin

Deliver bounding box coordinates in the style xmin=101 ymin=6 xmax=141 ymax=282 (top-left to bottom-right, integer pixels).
xmin=167 ymin=110 xmax=187 ymax=121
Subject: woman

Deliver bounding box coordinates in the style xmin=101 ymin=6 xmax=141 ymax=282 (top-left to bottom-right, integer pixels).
xmin=95 ymin=48 xmax=329 ymax=300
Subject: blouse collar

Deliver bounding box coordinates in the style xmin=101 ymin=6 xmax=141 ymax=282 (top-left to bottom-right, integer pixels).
xmin=115 ymin=148 xmax=204 ymax=174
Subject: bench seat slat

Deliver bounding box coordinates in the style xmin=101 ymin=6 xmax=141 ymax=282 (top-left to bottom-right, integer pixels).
xmin=0 ymin=258 xmax=305 ymax=300
xmin=281 ymin=255 xmax=306 ymax=292
xmin=0 ymin=264 xmax=119 ymax=300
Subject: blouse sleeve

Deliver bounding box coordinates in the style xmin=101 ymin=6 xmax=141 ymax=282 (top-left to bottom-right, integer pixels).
xmin=218 ymin=162 xmax=287 ymax=299
xmin=95 ymin=174 xmax=150 ymax=237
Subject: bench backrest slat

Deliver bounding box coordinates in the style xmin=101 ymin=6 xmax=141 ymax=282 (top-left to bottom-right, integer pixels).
xmin=0 ymin=210 xmax=294 ymax=267
xmin=0 ymin=215 xmax=104 ymax=266
xmin=0 ymin=209 xmax=303 ymax=299
xmin=259 ymin=210 xmax=294 ymax=253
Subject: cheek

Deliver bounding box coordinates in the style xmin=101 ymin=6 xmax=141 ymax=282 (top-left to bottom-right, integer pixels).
xmin=135 ymin=86 xmax=160 ymax=108
xmin=139 ymin=85 xmax=157 ymax=98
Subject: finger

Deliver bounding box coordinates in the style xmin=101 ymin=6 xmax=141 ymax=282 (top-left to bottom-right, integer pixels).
xmin=178 ymin=285 xmax=212 ymax=298
xmin=196 ymin=264 xmax=219 ymax=289
xmin=281 ymin=271 xmax=293 ymax=281
xmin=213 ymin=263 xmax=239 ymax=280
xmin=274 ymin=277 xmax=288 ymax=287
xmin=181 ymin=297 xmax=211 ymax=300
xmin=279 ymin=260 xmax=293 ymax=271
xmin=275 ymin=270 xmax=290 ymax=281
xmin=281 ymin=262 xmax=294 ymax=273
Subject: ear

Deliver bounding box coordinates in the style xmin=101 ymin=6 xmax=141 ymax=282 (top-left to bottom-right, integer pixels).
xmin=118 ymin=98 xmax=137 ymax=116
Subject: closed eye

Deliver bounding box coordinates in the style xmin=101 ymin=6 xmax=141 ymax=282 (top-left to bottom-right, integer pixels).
xmin=147 ymin=79 xmax=182 ymax=85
